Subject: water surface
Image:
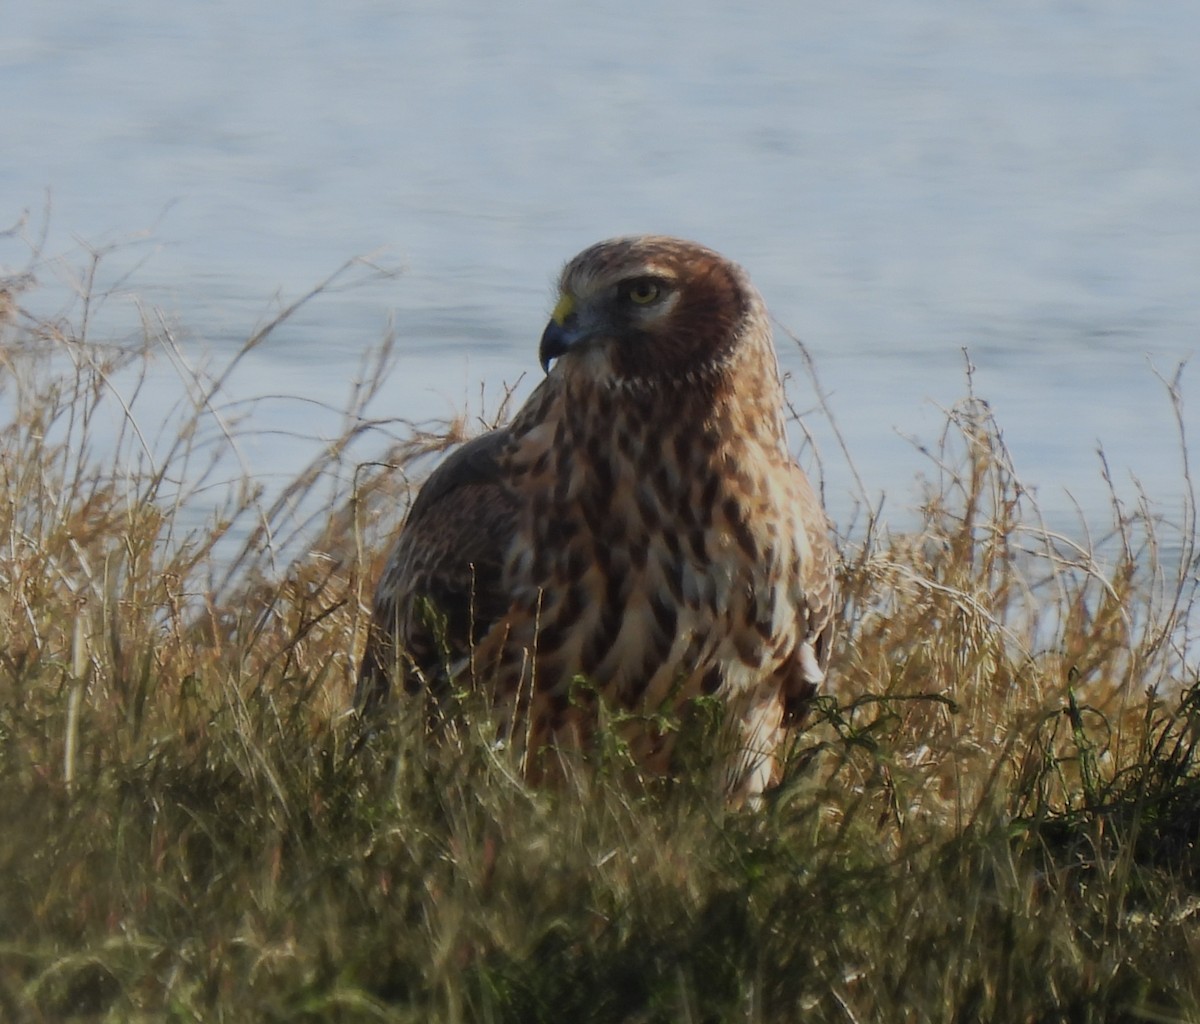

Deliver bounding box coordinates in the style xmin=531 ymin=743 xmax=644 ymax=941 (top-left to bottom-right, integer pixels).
xmin=4 ymin=0 xmax=1199 ymax=539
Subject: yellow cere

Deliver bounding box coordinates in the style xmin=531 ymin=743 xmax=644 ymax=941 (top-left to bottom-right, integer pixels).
xmin=551 ymin=293 xmax=575 ymax=326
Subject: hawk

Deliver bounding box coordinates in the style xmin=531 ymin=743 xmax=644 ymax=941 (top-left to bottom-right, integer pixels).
xmin=357 ymin=235 xmax=836 ymax=802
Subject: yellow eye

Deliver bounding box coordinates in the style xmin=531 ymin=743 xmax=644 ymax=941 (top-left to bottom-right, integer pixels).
xmin=624 ymin=278 xmax=661 ymax=305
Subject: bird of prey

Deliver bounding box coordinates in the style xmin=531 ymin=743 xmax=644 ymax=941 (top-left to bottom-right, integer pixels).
xmin=356 ymin=235 xmax=835 ymax=802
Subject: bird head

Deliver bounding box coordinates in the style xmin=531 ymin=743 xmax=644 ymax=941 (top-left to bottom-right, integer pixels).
xmin=538 ymin=236 xmax=768 ymax=391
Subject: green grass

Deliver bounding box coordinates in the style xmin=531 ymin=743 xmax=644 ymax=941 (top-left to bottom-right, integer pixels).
xmin=2 ymin=258 xmax=1200 ymax=1022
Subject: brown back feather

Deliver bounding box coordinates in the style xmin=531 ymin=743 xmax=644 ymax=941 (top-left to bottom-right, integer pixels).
xmin=355 ymin=429 xmax=519 ymax=712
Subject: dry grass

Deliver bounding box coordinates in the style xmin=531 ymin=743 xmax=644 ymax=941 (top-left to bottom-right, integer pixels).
xmin=1 ymin=252 xmax=1199 ymax=1023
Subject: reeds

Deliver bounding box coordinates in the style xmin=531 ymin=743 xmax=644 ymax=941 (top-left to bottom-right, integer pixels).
xmin=1 ymin=252 xmax=1198 ymax=1022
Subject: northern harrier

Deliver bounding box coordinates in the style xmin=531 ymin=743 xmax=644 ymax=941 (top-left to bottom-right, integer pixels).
xmin=357 ymin=236 xmax=836 ymax=802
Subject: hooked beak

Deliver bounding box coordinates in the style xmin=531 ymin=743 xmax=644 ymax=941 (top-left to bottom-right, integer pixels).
xmin=538 ymin=320 xmax=570 ymax=373
xmin=539 ymin=292 xmax=582 ymax=373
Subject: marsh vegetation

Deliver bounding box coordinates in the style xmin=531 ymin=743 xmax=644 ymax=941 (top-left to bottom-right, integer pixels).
xmin=2 ymin=256 xmax=1199 ymax=1022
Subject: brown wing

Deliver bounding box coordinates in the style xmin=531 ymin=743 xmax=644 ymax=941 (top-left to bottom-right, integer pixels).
xmin=355 ymin=429 xmax=519 ymax=714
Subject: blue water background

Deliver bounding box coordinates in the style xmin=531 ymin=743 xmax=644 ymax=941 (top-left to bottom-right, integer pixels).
xmin=3 ymin=0 xmax=1199 ymax=543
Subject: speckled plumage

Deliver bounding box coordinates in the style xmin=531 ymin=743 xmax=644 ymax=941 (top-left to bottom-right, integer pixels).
xmin=357 ymin=236 xmax=836 ymax=801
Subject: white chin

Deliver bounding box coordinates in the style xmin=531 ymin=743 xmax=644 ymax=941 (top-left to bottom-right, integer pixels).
xmin=556 ymin=345 xmax=619 ymax=383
